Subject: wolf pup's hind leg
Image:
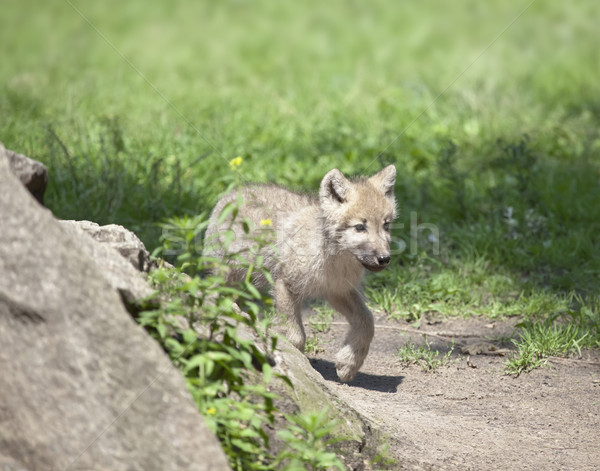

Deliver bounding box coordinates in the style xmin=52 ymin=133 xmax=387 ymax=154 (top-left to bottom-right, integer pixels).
xmin=275 ymin=279 xmax=306 ymax=351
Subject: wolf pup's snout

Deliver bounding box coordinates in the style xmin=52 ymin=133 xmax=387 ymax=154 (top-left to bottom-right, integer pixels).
xmin=377 ymin=255 xmax=391 ymax=266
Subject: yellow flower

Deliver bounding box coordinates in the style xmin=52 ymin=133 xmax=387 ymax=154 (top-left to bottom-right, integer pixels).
xmin=229 ymin=156 xmax=243 ymax=170
xmin=206 ymin=407 xmax=217 ymax=415
xmin=260 ymin=218 xmax=272 ymax=226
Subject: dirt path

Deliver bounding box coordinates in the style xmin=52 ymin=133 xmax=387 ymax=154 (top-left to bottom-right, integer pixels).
xmin=305 ymin=312 xmax=600 ymax=471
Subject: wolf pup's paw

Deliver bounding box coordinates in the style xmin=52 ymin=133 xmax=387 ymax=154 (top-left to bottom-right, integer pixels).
xmin=287 ymin=327 xmax=306 ymax=353
xmin=335 ymin=361 xmax=359 ymax=383
xmin=335 ymin=344 xmax=368 ymax=382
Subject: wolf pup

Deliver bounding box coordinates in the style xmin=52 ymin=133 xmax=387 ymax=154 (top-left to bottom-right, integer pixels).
xmin=204 ymin=165 xmax=396 ymax=382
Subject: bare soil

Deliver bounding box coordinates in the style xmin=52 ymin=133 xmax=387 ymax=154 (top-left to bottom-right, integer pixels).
xmin=304 ymin=311 xmax=600 ymax=471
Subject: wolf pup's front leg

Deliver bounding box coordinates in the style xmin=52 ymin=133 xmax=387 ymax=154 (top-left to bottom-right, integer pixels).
xmin=328 ymin=289 xmax=375 ymax=382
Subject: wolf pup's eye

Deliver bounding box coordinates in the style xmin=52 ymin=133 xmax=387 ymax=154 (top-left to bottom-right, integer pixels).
xmin=354 ymin=224 xmax=367 ymax=233
xmin=383 ymin=222 xmax=391 ymax=232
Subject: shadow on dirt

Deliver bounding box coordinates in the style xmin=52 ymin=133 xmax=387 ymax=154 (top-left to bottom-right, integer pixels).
xmin=309 ymin=358 xmax=404 ymax=393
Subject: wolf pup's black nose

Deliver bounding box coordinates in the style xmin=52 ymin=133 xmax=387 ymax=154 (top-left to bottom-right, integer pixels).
xmin=377 ymin=255 xmax=391 ymax=266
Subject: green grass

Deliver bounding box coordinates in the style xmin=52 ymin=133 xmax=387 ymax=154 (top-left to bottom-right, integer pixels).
xmin=505 ymin=299 xmax=600 ymax=375
xmin=397 ymin=340 xmax=455 ymax=372
xmin=304 ymin=335 xmax=324 ymax=356
xmin=305 ymin=305 xmax=334 ymax=354
xmin=309 ymin=304 xmax=335 ymax=333
xmin=2 ymin=1 xmax=599 ymax=359
xmin=367 ymin=255 xmax=572 ymax=320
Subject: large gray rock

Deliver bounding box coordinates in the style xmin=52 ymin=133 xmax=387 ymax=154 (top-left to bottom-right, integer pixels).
xmin=0 ymin=153 xmax=230 ymax=470
xmin=1 ymin=141 xmax=48 ymax=204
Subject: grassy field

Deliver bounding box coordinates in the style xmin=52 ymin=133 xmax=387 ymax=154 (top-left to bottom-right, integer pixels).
xmin=2 ymin=1 xmax=599 ymax=350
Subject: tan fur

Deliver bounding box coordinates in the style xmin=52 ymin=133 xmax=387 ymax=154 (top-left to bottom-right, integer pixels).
xmin=204 ymin=165 xmax=397 ymax=382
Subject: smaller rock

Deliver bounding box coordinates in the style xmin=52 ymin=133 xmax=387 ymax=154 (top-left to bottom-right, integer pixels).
xmin=1 ymin=142 xmax=48 ymax=205
xmin=58 ymin=220 xmax=155 ymax=313
xmin=460 ymin=342 xmax=510 ymax=356
xmin=59 ymin=220 xmax=153 ymax=272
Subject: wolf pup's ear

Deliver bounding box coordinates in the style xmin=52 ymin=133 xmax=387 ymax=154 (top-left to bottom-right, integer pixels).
xmin=320 ymin=168 xmax=350 ymax=206
xmin=369 ymin=164 xmax=396 ymax=199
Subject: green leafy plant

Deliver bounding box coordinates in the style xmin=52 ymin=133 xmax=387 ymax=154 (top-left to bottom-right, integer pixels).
xmin=140 ymin=212 xmax=279 ymax=470
xmin=140 ymin=280 xmax=278 ymax=469
xmin=274 ymin=409 xmax=345 ymax=471
xmin=371 ymin=441 xmax=398 ymax=470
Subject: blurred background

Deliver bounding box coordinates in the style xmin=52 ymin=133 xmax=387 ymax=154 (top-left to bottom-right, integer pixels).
xmin=1 ymin=0 xmax=599 ymax=297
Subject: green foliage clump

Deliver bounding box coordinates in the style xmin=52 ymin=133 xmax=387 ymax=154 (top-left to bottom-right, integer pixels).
xmin=274 ymin=410 xmax=345 ymax=471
